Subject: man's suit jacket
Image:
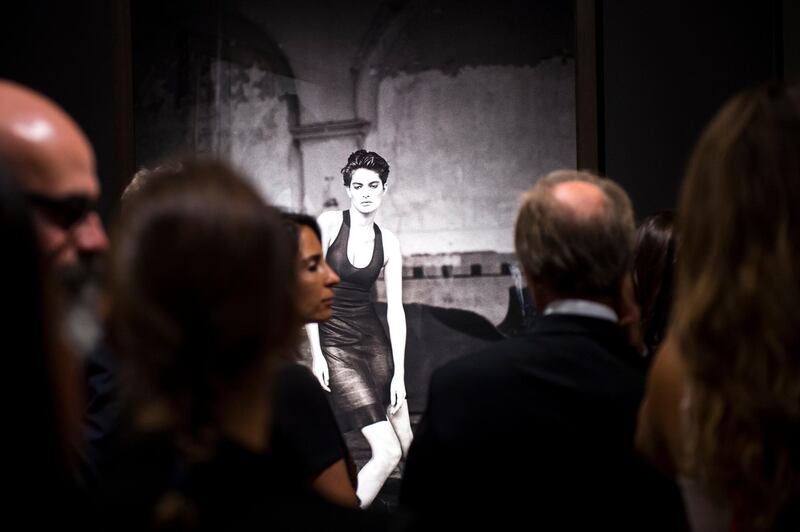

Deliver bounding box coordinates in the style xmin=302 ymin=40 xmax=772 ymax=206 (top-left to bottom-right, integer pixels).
xmin=400 ymin=313 xmax=685 ymax=530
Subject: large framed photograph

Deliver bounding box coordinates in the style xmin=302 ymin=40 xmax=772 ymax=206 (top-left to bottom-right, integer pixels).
xmin=132 ymin=0 xmax=578 ymax=507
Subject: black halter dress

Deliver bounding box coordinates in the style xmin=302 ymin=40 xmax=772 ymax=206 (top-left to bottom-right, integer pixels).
xmin=319 ymin=210 xmax=393 ymax=433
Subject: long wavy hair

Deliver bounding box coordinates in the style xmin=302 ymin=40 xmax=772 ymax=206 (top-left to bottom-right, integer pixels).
xmin=675 ymin=82 xmax=800 ymax=531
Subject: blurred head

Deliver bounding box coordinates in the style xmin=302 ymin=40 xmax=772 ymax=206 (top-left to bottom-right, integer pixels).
xmin=0 ymin=81 xmax=108 ymax=355
xmin=633 ymin=211 xmax=676 ymax=356
xmin=108 ymin=160 xmax=298 ymax=439
xmin=675 ymin=82 xmax=800 ymax=529
xmin=121 ymin=161 xmax=184 ymax=206
xmin=515 ymin=169 xmax=636 ymax=303
xmin=283 ymin=213 xmax=340 ymax=323
xmin=0 ymin=80 xmax=108 ymax=272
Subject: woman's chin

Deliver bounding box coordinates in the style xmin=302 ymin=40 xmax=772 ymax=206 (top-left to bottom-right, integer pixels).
xmin=353 ymin=203 xmax=379 ymax=214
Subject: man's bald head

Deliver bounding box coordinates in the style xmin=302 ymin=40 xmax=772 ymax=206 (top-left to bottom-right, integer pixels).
xmin=0 ymin=80 xmax=107 ymax=269
xmin=515 ymin=169 xmax=635 ymax=298
xmin=551 ymin=179 xmax=610 ymax=220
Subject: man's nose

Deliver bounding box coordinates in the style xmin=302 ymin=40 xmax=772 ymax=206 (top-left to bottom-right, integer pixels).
xmin=72 ymin=212 xmax=109 ymax=254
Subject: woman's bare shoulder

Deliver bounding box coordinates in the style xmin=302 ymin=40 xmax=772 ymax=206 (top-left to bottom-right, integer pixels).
xmin=380 ymin=225 xmax=397 ymax=242
xmin=317 ymin=209 xmax=343 ymax=228
xmin=380 ymin=226 xmax=401 ymax=260
xmin=317 ymin=210 xmax=344 ymax=249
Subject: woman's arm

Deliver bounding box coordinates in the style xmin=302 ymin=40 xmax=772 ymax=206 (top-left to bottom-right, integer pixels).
xmin=382 ymin=229 xmax=407 ymax=415
xmin=305 ymin=322 xmax=330 ymax=392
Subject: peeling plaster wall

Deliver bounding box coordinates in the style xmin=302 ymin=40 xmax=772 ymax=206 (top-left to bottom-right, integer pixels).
xmin=298 ymin=136 xmax=360 ymax=212
xmin=366 ymin=59 xmax=576 ymax=254
xmin=135 ymin=58 xmax=298 ymax=208
xmin=224 ymin=63 xmax=296 ymax=208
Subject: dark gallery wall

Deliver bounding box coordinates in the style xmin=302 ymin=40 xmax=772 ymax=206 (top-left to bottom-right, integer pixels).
xmin=784 ymin=0 xmax=800 ymax=82
xmin=599 ymin=0 xmax=783 ymax=218
xmin=0 ymin=1 xmax=133 ymax=218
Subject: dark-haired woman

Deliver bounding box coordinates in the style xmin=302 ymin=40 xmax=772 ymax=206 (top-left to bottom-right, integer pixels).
xmin=632 ymin=211 xmax=676 ymax=359
xmin=306 ymin=150 xmax=413 ymax=508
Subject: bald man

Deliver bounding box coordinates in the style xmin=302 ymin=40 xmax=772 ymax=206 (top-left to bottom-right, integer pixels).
xmin=400 ymin=170 xmax=685 ymax=531
xmin=0 ymin=80 xmax=108 ymax=359
xmin=0 ymin=80 xmax=107 ymax=271
xmin=0 ymin=81 xmax=114 ymax=490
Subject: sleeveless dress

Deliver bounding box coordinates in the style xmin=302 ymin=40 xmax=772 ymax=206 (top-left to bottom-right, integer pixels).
xmin=319 ymin=210 xmax=394 ymax=433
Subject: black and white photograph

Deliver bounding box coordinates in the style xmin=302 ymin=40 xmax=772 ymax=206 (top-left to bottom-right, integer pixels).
xmin=129 ymin=0 xmax=576 ymax=509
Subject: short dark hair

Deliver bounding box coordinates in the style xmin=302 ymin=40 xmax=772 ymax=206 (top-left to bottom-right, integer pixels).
xmin=341 ymin=149 xmax=389 ymax=186
xmin=515 ymin=169 xmax=635 ymax=298
xmin=282 ymin=212 xmax=321 ymax=259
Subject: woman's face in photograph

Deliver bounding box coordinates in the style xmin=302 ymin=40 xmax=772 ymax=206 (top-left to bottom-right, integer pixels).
xmin=347 ymin=168 xmax=386 ymax=214
xmin=296 ymin=225 xmax=340 ymax=322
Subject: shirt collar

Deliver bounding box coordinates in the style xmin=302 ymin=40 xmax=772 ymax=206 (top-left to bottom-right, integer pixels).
xmin=543 ymin=299 xmax=618 ymax=323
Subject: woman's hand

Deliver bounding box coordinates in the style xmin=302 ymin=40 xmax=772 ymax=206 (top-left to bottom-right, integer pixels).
xmin=312 ymin=356 xmax=331 ymax=392
xmin=389 ymin=374 xmax=407 ymax=415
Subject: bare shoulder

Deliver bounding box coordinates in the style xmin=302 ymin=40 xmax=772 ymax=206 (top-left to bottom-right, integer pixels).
xmin=381 ymin=226 xmax=400 ymax=248
xmin=317 ymin=209 xmax=342 ymax=230
xmin=380 ymin=226 xmax=401 ymax=261
xmin=317 ymin=210 xmax=344 ymax=247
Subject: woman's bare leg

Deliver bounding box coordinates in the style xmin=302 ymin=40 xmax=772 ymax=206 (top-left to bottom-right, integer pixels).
xmin=388 ymin=399 xmax=413 ymax=457
xmin=358 ymin=420 xmax=402 ymax=508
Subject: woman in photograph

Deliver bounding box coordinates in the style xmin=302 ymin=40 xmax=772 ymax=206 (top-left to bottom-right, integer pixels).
xmin=306 ymin=149 xmax=413 ymax=508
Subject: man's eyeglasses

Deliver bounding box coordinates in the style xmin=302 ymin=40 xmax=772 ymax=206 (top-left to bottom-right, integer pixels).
xmin=26 ymin=193 xmax=98 ymax=230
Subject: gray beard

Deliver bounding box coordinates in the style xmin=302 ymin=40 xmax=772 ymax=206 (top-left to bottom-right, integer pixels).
xmin=58 ymin=257 xmax=103 ymax=358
